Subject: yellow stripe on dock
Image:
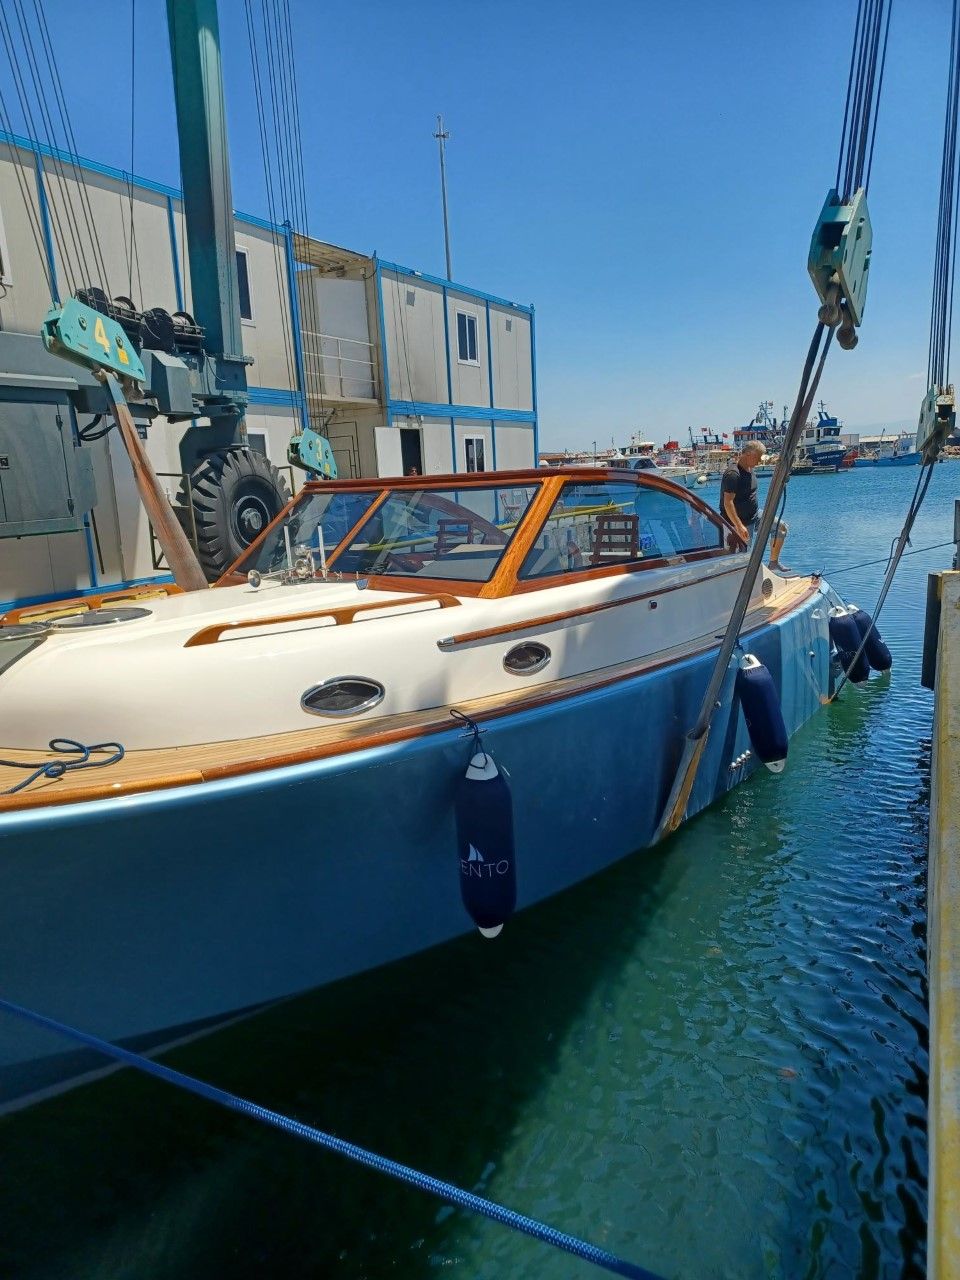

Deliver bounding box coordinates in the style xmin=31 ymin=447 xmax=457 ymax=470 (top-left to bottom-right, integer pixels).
xmin=930 ymin=570 xmax=960 ymax=1280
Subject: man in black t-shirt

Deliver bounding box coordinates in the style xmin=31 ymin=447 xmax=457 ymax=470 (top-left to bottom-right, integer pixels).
xmin=720 ymin=442 xmax=788 ymax=570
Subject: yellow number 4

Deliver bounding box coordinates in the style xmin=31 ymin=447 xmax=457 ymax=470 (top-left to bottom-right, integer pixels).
xmin=93 ymin=316 xmax=111 ymax=354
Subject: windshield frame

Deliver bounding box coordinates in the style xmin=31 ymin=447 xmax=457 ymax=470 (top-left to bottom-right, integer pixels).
xmin=216 ymin=468 xmax=735 ymax=597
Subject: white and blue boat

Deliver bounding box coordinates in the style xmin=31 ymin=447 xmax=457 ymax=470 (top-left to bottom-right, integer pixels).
xmin=0 ymin=466 xmax=848 ymax=1106
xmin=855 ymin=432 xmax=922 ymax=466
xmin=797 ymin=405 xmax=848 ymax=471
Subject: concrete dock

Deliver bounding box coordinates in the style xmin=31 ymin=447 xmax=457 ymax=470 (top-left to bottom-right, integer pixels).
xmin=929 ymin=567 xmax=960 ymax=1280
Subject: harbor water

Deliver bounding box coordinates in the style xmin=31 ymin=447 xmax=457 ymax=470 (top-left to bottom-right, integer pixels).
xmin=1 ymin=463 xmax=956 ymax=1280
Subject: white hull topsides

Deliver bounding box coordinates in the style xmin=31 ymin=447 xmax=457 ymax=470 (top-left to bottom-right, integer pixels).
xmin=4 ymin=552 xmax=768 ymax=750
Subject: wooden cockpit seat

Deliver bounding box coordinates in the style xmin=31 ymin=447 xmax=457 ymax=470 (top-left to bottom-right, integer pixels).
xmin=591 ymin=513 xmax=640 ymax=564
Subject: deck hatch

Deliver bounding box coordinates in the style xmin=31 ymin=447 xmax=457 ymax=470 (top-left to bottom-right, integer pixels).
xmin=0 ymin=624 xmax=47 ymax=675
xmin=50 ymin=607 xmax=153 ymax=628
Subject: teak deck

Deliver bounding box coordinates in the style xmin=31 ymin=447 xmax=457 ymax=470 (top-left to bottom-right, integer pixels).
xmin=0 ymin=577 xmax=819 ymax=814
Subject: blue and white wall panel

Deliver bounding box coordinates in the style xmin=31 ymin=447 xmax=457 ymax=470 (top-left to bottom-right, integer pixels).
xmin=376 ymin=264 xmax=537 ymax=477
xmin=0 ymin=134 xmax=302 ymax=608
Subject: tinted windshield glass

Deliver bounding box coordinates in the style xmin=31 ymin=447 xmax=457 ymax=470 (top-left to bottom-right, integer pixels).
xmin=333 ymin=485 xmax=539 ymax=583
xmin=520 ymin=479 xmax=722 ymax=579
xmin=236 ymin=490 xmax=379 ymax=574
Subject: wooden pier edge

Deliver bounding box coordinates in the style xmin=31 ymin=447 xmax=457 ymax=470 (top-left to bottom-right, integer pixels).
xmin=929 ymin=569 xmax=960 ymax=1280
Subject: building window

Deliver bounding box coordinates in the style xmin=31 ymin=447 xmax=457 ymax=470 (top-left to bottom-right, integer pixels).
xmin=464 ymin=435 xmax=486 ymax=472
xmin=247 ymin=432 xmax=267 ymax=455
xmin=456 ymin=311 xmax=478 ymax=364
xmin=236 ymin=247 xmax=253 ymax=322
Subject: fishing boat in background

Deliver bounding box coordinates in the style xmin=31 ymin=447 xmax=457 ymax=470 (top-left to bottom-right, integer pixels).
xmin=733 ymin=401 xmax=785 ymax=456
xmin=855 ymin=431 xmax=922 ymax=466
xmin=0 ymin=465 xmax=847 ymax=1106
xmin=798 ymin=404 xmax=848 ymax=470
xmin=687 ymin=426 xmax=735 ymax=479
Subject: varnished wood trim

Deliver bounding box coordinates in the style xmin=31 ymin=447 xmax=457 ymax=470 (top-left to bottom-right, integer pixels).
xmin=0 ymin=769 xmax=208 ymax=811
xmin=1 ymin=584 xmax=182 ymax=625
xmin=480 ymin=475 xmax=565 ymax=599
xmin=438 ymin=563 xmax=746 ymax=649
xmin=295 ymin=465 xmax=724 ymax=493
xmin=184 ymin=592 xmax=461 ymax=648
xmin=509 ymin=546 xmax=732 ymax=594
xmin=0 ymin=579 xmax=820 ymax=814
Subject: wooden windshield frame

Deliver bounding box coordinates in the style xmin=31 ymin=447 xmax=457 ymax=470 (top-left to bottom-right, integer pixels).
xmin=215 ymin=467 xmax=735 ymax=599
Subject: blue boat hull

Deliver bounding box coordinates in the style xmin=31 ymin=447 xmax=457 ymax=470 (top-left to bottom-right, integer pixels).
xmin=0 ymin=588 xmax=832 ymax=1103
xmin=855 ymin=451 xmax=921 ymax=466
xmin=804 ymin=447 xmax=846 ymax=468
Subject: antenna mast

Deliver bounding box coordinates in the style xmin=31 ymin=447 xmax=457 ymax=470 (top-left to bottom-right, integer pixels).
xmin=433 ymin=114 xmax=453 ymax=280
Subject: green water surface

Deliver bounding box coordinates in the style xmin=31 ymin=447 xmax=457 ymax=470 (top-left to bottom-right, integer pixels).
xmin=2 ymin=463 xmax=956 ymax=1279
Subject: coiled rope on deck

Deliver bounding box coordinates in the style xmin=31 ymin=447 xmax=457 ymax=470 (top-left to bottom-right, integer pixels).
xmin=0 ymin=738 xmax=124 ymax=796
xmin=0 ymin=998 xmax=666 ymax=1280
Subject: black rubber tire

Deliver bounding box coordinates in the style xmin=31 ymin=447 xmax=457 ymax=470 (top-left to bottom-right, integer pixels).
xmin=185 ymin=448 xmax=290 ymax=580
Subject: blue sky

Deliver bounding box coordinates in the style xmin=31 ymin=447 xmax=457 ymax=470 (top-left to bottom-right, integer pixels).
xmin=15 ymin=1 xmax=953 ymax=447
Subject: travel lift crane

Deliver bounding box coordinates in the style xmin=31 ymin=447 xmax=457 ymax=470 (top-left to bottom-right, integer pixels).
xmin=41 ymin=0 xmax=335 ymax=590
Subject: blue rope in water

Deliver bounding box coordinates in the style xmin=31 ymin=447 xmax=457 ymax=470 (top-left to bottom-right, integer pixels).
xmin=0 ymin=997 xmax=665 ymax=1280
xmin=0 ymin=739 xmax=125 ymax=795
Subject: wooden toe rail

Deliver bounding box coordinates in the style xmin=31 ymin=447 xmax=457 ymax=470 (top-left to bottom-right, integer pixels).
xmin=184 ymin=592 xmax=461 ymax=647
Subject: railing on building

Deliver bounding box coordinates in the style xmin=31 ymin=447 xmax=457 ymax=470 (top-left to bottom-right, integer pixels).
xmin=300 ymin=330 xmax=377 ymax=402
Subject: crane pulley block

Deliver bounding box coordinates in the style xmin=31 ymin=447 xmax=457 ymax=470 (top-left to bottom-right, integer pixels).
xmin=808 ymin=187 xmax=872 ymax=328
xmin=287 ymin=425 xmax=338 ymax=479
xmin=42 ymin=297 xmax=145 ymax=384
xmin=916 ymin=383 xmax=955 ymax=460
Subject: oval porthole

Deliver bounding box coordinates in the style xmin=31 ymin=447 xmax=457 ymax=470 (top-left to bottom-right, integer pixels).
xmin=503 ymin=640 xmax=551 ymax=676
xmin=301 ymin=676 xmax=385 ymax=717
xmin=761 ymin=579 xmax=774 ymax=600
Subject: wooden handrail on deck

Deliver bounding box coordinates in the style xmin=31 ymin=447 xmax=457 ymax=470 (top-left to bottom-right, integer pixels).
xmin=183 ymin=593 xmax=461 ymax=648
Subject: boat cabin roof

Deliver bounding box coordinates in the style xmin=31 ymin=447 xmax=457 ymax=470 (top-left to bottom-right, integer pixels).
xmin=221 ymin=466 xmax=736 ymax=600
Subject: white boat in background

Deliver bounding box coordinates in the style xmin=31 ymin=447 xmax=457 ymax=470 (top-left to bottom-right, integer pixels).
xmin=611 ymin=437 xmax=701 ymax=488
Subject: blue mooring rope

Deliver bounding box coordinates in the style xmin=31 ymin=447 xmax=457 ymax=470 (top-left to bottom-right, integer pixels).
xmin=0 ymin=997 xmax=665 ymax=1280
xmin=0 ymin=739 xmax=125 ymax=795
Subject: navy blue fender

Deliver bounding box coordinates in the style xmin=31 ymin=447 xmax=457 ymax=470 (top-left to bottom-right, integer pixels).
xmin=736 ymin=654 xmax=788 ymax=773
xmin=828 ymin=606 xmax=870 ymax=682
xmin=454 ymin=752 xmax=516 ymax=938
xmin=848 ymin=604 xmax=893 ymax=672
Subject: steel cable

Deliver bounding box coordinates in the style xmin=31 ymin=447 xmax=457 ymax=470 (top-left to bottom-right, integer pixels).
xmin=30 ymin=0 xmax=113 ymax=296
xmin=0 ymin=4 xmax=77 ymax=295
xmin=10 ymin=0 xmax=93 ymax=294
xmin=0 ymin=86 xmax=55 ymax=299
xmin=242 ymin=0 xmax=297 ymax=403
